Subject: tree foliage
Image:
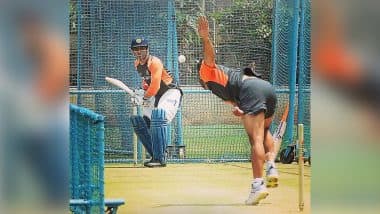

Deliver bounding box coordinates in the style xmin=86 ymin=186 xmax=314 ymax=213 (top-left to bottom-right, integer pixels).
xmin=174 ymin=0 xmax=273 ymax=76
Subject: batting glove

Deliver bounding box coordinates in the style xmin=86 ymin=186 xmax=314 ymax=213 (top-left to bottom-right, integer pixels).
xmin=131 ymin=95 xmax=143 ymax=106
xmin=130 ymin=89 xmax=145 ymax=106
xmin=142 ymin=96 xmax=155 ymax=108
xmin=134 ymin=89 xmax=145 ymax=97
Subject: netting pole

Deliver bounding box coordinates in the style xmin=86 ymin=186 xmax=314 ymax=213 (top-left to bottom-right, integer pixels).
xmin=298 ymin=0 xmax=307 ymax=125
xmin=286 ymin=0 xmax=300 ymax=147
xmin=166 ymin=0 xmax=173 ymax=147
xmin=270 ymin=0 xmax=279 ymax=84
xmin=169 ymin=0 xmax=183 ymax=146
xmin=270 ymin=0 xmax=282 ymax=136
xmin=132 ymin=106 xmax=138 ymax=165
xmin=298 ymin=0 xmax=311 ymax=159
xmin=95 ymin=116 xmax=105 ymax=211
xmin=76 ymin=0 xmax=82 ymax=105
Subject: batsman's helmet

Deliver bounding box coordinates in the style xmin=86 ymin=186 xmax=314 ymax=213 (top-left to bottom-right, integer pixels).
xmin=130 ymin=37 xmax=149 ymax=49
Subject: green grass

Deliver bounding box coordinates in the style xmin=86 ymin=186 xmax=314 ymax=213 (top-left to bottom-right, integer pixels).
xmin=104 ymin=124 xmax=250 ymax=160
xmin=183 ymin=124 xmax=250 ymax=159
xmin=104 ymin=123 xmax=314 ymax=161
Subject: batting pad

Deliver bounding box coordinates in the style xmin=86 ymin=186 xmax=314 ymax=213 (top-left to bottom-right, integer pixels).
xmin=130 ymin=115 xmax=153 ymax=157
xmin=150 ymin=109 xmax=168 ymax=162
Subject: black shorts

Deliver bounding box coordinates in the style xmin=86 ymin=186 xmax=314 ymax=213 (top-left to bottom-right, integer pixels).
xmin=238 ymin=77 xmax=277 ymax=118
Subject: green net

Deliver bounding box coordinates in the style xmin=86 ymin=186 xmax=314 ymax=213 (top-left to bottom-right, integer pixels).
xmin=297 ymin=0 xmax=311 ymax=158
xmin=271 ymin=0 xmax=311 ymax=159
xmin=70 ymin=104 xmax=104 ymax=213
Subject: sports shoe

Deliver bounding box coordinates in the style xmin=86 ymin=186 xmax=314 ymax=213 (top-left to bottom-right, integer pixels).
xmin=143 ymin=158 xmax=154 ymax=167
xmin=144 ymin=159 xmax=166 ymax=168
xmin=266 ymin=164 xmax=279 ymax=188
xmin=245 ymin=180 xmax=269 ymax=205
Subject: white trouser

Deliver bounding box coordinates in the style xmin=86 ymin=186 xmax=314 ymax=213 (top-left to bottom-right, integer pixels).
xmin=143 ymin=89 xmax=181 ymax=123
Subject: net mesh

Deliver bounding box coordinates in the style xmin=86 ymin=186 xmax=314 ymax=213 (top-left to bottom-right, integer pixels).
xmin=271 ymin=0 xmax=311 ymax=158
xmin=297 ymin=0 xmax=311 ymax=158
xmin=70 ymin=104 xmax=104 ymax=213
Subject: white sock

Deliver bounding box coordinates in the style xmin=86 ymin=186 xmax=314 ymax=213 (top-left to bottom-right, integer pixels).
xmin=252 ymin=178 xmax=265 ymax=190
xmin=266 ymin=160 xmax=275 ymax=169
xmin=253 ymin=178 xmax=264 ymax=184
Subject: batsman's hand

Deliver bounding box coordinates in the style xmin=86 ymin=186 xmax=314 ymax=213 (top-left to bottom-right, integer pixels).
xmin=197 ymin=16 xmax=209 ymax=38
xmin=142 ymin=96 xmax=155 ymax=108
xmin=134 ymin=89 xmax=145 ymax=97
xmin=141 ymin=79 xmax=149 ymax=90
xmin=131 ymin=89 xmax=145 ymax=106
xmin=131 ymin=96 xmax=143 ymax=106
xmin=232 ymin=106 xmax=244 ymax=117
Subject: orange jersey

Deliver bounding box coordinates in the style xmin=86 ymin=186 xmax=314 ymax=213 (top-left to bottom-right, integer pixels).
xmin=134 ymin=56 xmax=173 ymax=97
xmin=199 ymin=61 xmax=241 ymax=101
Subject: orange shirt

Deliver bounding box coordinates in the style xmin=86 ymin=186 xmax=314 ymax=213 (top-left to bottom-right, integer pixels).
xmin=199 ymin=61 xmax=228 ymax=87
xmin=199 ymin=61 xmax=241 ymax=101
xmin=134 ymin=56 xmax=173 ymax=97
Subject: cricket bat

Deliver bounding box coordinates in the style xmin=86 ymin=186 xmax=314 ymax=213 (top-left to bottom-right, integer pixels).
xmin=105 ymin=77 xmax=145 ymax=165
xmin=105 ymin=76 xmax=136 ymax=97
xmin=273 ymin=103 xmax=289 ymax=157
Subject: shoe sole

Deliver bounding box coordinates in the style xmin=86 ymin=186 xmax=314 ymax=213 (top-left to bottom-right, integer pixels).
xmin=145 ymin=164 xmax=167 ymax=168
xmin=266 ymin=176 xmax=279 ymax=188
xmin=246 ymin=191 xmax=269 ymax=205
